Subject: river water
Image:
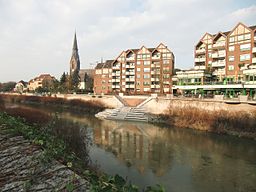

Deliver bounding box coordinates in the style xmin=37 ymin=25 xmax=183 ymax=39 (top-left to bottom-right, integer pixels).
xmin=1 ymin=103 xmax=256 ymax=192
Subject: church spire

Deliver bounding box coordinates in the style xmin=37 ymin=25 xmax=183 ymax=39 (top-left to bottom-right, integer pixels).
xmin=73 ymin=32 xmax=78 ymax=51
xmin=70 ymin=32 xmax=80 ymax=75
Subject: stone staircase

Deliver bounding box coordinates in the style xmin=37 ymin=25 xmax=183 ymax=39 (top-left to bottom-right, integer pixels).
xmin=95 ymin=106 xmax=149 ymax=122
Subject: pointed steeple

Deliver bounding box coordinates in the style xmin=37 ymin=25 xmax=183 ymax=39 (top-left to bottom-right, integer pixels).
xmin=70 ymin=32 xmax=80 ymax=75
xmin=73 ymin=32 xmax=78 ymax=51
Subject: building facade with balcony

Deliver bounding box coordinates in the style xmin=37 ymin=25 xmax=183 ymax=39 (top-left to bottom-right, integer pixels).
xmin=194 ymin=22 xmax=256 ymax=82
xmin=94 ymin=60 xmax=113 ymax=95
xmin=94 ymin=43 xmax=175 ymax=95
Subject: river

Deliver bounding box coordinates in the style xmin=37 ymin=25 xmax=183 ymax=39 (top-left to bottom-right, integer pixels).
xmin=1 ymin=103 xmax=256 ymax=192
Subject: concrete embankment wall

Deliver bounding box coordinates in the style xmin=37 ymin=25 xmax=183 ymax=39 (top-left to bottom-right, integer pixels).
xmin=56 ymin=94 xmax=123 ymax=108
xmin=2 ymin=93 xmax=255 ymax=114
xmin=142 ymin=98 xmax=255 ymax=114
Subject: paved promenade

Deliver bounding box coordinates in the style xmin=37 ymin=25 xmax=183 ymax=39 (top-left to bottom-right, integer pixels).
xmin=0 ymin=124 xmax=89 ymax=191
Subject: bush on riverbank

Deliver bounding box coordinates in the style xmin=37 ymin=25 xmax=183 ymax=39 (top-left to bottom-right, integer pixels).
xmin=166 ymin=102 xmax=256 ymax=139
xmin=0 ymin=94 xmax=106 ymax=114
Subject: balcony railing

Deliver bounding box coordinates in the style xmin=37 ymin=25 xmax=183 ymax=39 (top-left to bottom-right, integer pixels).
xmin=126 ymin=57 xmax=135 ymax=61
xmin=125 ymin=65 xmax=135 ymax=68
xmin=212 ymin=42 xmax=225 ymax=48
xmin=125 ymin=78 xmax=135 ymax=82
xmin=194 ymin=65 xmax=206 ymax=70
xmin=212 ymin=60 xmax=226 ymax=67
xmin=195 ymin=49 xmax=205 ymax=54
xmin=151 ymin=78 xmax=160 ymax=81
xmin=195 ymin=58 xmax=206 ymax=62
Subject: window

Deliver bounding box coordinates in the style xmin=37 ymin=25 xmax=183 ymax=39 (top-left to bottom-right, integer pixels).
xmin=144 ymin=61 xmax=150 ymax=65
xmin=228 ymin=56 xmax=234 ymax=62
xmin=163 ymin=60 xmax=169 ymax=64
xmin=229 ymin=46 xmax=235 ymax=51
xmin=228 ymin=65 xmax=234 ymax=71
xmin=244 ymin=33 xmax=251 ymax=40
xmin=137 ymin=74 xmax=140 ymax=78
xmin=208 ymin=45 xmax=212 ymax=49
xmin=143 ymin=74 xmax=150 ymax=79
xmin=137 ymin=61 xmax=141 ymax=65
xmin=229 ymin=37 xmax=235 ymax=42
xmin=240 ymin=54 xmax=250 ymax=61
xmin=240 ymin=44 xmax=251 ymax=51
xmin=238 ymin=35 xmax=244 ymax=41
xmin=163 ymin=74 xmax=170 ymax=79
xmin=143 ymin=82 xmax=150 ymax=86
xmin=144 ymin=68 xmax=150 ymax=72
xmin=137 ymin=68 xmax=141 ymax=72
xmin=163 ymin=67 xmax=170 ymax=72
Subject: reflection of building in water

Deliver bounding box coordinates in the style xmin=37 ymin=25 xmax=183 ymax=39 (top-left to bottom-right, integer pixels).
xmin=93 ymin=120 xmax=174 ymax=176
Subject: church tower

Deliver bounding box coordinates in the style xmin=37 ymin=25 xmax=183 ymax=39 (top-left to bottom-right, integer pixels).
xmin=70 ymin=32 xmax=80 ymax=75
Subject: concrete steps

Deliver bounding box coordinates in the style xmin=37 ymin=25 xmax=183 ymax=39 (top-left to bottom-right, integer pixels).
xmin=96 ymin=106 xmax=149 ymax=122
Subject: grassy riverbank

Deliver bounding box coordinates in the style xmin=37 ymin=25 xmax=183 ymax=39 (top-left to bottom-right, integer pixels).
xmin=0 ymin=94 xmax=106 ymax=114
xmin=162 ymin=102 xmax=256 ymax=139
xmin=0 ymin=112 xmax=165 ymax=192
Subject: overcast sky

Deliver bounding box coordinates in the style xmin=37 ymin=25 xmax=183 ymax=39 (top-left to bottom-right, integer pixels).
xmin=0 ymin=0 xmax=255 ymax=82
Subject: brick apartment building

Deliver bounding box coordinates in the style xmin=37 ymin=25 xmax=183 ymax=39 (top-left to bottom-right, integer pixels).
xmin=194 ymin=22 xmax=256 ymax=82
xmin=94 ymin=43 xmax=175 ymax=95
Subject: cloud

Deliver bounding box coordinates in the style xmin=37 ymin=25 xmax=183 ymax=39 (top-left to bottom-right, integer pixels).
xmin=0 ymin=0 xmax=255 ymax=82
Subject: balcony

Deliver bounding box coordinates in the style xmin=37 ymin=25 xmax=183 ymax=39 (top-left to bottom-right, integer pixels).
xmin=152 ymin=56 xmax=160 ymax=60
xmin=151 ymin=71 xmax=160 ymax=74
xmin=151 ymin=85 xmax=160 ymax=88
xmin=112 ymin=72 xmax=121 ymax=76
xmin=125 ymin=78 xmax=135 ymax=82
xmin=112 ymin=79 xmax=120 ymax=82
xmin=112 ymin=66 xmax=120 ymax=70
xmin=151 ymin=78 xmax=160 ymax=81
xmin=212 ymin=42 xmax=225 ymax=48
xmin=212 ymin=52 xmax=226 ymax=58
xmin=195 ymin=49 xmax=205 ymax=54
xmin=252 ymin=47 xmax=256 ymax=53
xmin=125 ymin=84 xmax=135 ymax=88
xmin=194 ymin=58 xmax=206 ymax=62
xmin=252 ymin=58 xmax=256 ymax=64
xmin=112 ymin=85 xmax=120 ymax=89
xmin=212 ymin=69 xmax=225 ymax=76
xmin=194 ymin=65 xmax=206 ymax=70
xmin=126 ymin=57 xmax=135 ymax=61
xmin=125 ymin=65 xmax=135 ymax=69
xmin=212 ymin=60 xmax=226 ymax=67
xmin=125 ymin=71 xmax=135 ymax=75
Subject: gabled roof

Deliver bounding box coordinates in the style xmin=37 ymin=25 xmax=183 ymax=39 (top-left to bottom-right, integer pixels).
xmin=103 ymin=60 xmax=114 ymax=68
xmin=95 ymin=63 xmax=104 ymax=69
xmin=213 ymin=32 xmax=227 ymax=40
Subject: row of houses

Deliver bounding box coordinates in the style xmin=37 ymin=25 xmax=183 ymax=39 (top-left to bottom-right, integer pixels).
xmin=14 ymin=22 xmax=256 ymax=98
xmin=94 ymin=43 xmax=175 ymax=95
xmin=172 ymin=22 xmax=256 ymax=97
xmin=14 ymin=74 xmax=56 ymax=93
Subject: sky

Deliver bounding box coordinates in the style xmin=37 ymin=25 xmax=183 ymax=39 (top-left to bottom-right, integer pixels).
xmin=0 ymin=0 xmax=255 ymax=82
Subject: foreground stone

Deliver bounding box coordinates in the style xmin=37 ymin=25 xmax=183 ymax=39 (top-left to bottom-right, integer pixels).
xmin=0 ymin=125 xmax=89 ymax=191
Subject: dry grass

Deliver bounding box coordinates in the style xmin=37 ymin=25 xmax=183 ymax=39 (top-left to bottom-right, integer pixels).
xmin=0 ymin=94 xmax=106 ymax=114
xmin=167 ymin=102 xmax=256 ymax=138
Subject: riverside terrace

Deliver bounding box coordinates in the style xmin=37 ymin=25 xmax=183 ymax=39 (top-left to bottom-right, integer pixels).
xmin=172 ymin=69 xmax=256 ymax=99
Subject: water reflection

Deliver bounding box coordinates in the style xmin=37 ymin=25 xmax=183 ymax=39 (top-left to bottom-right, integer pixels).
xmin=1 ymin=103 xmax=256 ymax=192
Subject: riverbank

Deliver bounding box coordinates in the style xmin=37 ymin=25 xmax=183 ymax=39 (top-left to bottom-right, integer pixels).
xmin=0 ymin=94 xmax=106 ymax=114
xmin=154 ymin=100 xmax=256 ymax=139
xmin=0 ymin=112 xmax=165 ymax=192
xmin=1 ymin=93 xmax=256 ymax=139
